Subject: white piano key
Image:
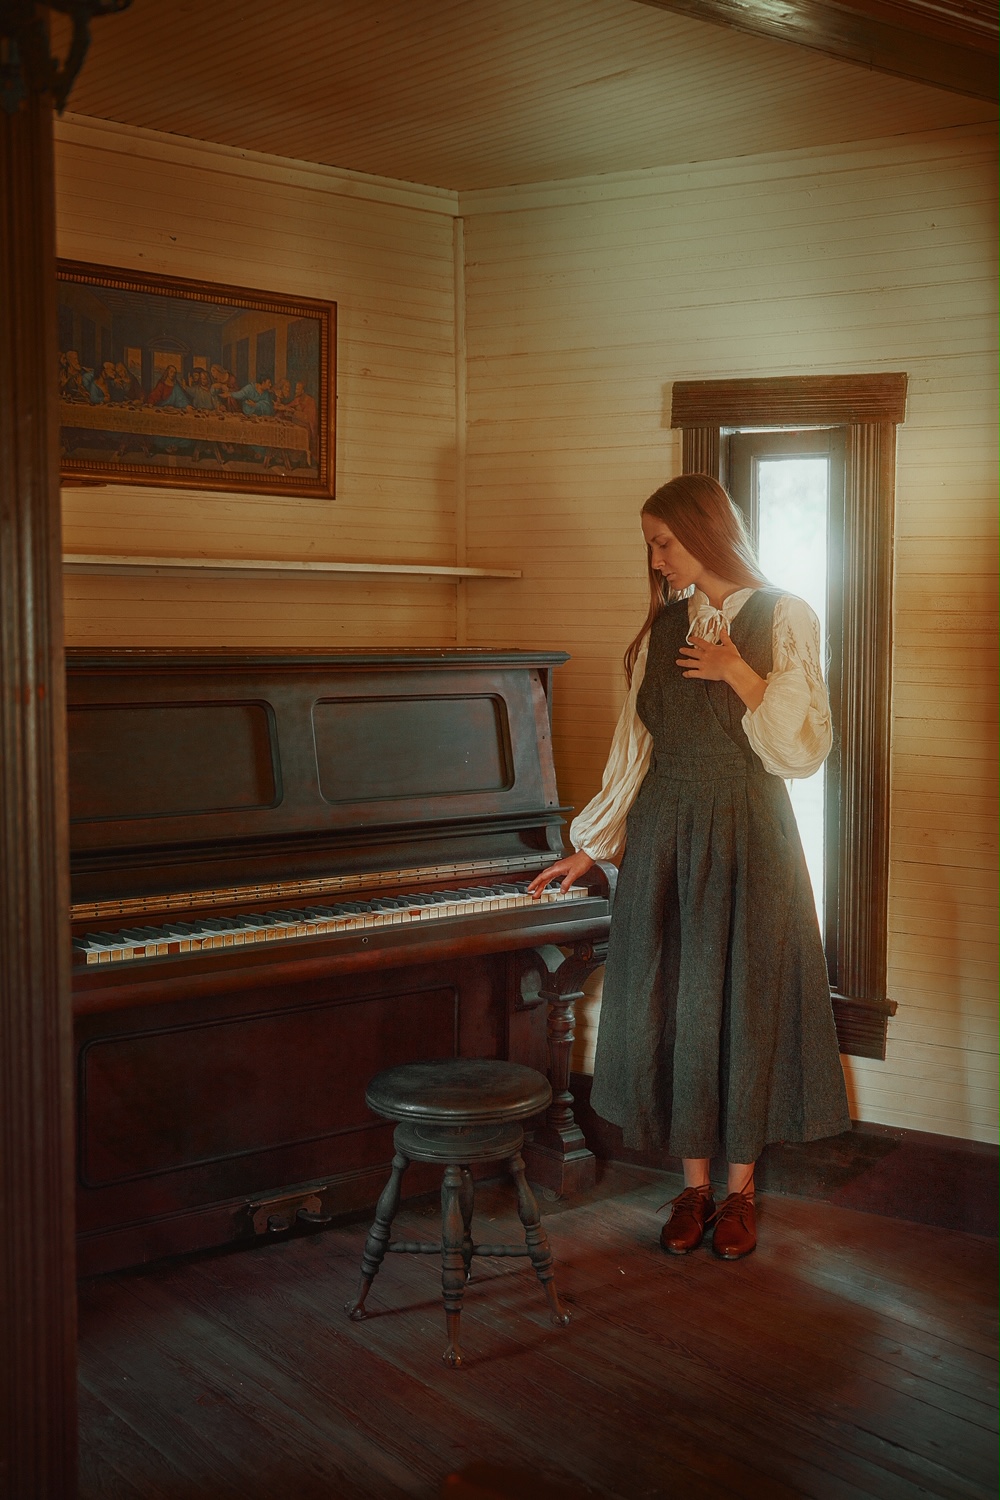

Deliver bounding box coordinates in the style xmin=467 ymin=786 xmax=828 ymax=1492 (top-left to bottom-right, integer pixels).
xmin=74 ymin=875 xmax=600 ymax=965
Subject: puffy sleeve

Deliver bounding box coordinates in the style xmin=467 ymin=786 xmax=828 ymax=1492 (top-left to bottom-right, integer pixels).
xmin=569 ymin=637 xmax=653 ymax=861
xmin=742 ymin=594 xmax=832 ymax=778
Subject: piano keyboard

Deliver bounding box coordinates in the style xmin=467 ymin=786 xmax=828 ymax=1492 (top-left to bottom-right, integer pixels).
xmin=72 ymin=881 xmax=587 ymax=966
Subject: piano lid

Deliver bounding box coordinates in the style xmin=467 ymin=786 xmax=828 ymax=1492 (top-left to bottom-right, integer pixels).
xmin=66 ymin=648 xmax=572 ymax=906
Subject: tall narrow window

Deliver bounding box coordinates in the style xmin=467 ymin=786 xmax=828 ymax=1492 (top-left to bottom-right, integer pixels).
xmin=728 ymin=428 xmax=845 ymax=940
xmin=671 ymin=375 xmax=906 ymax=1059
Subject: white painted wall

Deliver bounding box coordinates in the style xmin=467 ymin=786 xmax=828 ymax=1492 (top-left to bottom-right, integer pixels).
xmin=55 ymin=115 xmax=467 ymax=648
xmin=460 ymin=124 xmax=998 ymax=1144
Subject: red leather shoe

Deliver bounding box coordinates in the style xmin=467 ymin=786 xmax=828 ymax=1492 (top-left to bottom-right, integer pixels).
xmin=659 ymin=1187 xmax=716 ymax=1254
xmin=710 ymin=1191 xmax=757 ymax=1259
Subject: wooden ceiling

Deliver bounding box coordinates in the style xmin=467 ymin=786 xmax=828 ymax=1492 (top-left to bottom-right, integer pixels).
xmin=62 ymin=0 xmax=997 ymax=192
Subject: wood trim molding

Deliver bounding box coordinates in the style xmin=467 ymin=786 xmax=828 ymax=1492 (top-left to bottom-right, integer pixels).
xmin=57 ymin=113 xmax=461 ymax=218
xmin=634 ymin=1 xmax=997 ymax=102
xmin=681 ymin=427 xmax=721 ymax=479
xmin=61 ymin=553 xmax=521 ymax=581
xmin=674 ymin=373 xmax=904 ymax=1059
xmin=671 ymin=373 xmax=908 ymax=429
xmin=831 ymin=993 xmax=897 ymax=1061
xmin=834 ymin=422 xmax=896 ymax=1009
xmin=0 ymin=92 xmax=77 ymax=1496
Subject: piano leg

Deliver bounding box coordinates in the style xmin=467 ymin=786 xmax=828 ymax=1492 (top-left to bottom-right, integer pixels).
xmin=523 ymin=942 xmax=606 ymax=1196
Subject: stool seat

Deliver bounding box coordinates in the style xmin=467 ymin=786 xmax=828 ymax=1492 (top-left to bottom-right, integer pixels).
xmin=347 ymin=1057 xmax=571 ymax=1367
xmin=365 ymin=1058 xmax=551 ymax=1126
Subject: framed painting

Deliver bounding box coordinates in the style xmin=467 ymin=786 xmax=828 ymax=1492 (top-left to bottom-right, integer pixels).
xmin=57 ymin=261 xmax=336 ymax=498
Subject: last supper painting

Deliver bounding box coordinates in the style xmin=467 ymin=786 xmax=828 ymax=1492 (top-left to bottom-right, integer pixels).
xmin=57 ymin=261 xmax=336 ymax=497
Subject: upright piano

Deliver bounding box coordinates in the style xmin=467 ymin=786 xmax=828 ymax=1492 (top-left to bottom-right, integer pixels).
xmin=68 ymin=648 xmax=613 ymax=1275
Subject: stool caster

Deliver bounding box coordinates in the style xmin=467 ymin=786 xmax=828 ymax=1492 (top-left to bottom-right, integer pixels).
xmin=541 ymin=1276 xmax=572 ymax=1328
xmin=345 ymin=1289 xmax=371 ymax=1322
xmin=547 ymin=1289 xmax=572 ymax=1327
xmin=443 ymin=1311 xmax=464 ymax=1368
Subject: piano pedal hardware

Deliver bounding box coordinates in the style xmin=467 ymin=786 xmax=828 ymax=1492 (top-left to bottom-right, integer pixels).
xmin=249 ymin=1187 xmax=333 ymax=1237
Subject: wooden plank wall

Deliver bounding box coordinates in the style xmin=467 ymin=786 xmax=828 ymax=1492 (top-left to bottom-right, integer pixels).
xmin=53 ymin=114 xmax=997 ymax=1145
xmin=460 ymin=123 xmax=998 ymax=1145
xmin=54 ymin=116 xmax=465 ymax=647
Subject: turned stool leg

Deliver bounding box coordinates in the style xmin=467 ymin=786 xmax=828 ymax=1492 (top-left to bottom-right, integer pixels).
xmin=459 ymin=1167 xmax=475 ymax=1281
xmin=510 ymin=1151 xmax=571 ymax=1327
xmin=345 ymin=1149 xmax=409 ymax=1321
xmin=441 ymin=1162 xmax=468 ymax=1367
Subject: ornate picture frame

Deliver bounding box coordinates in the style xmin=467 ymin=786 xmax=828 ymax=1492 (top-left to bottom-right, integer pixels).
xmin=57 ymin=261 xmax=337 ymax=498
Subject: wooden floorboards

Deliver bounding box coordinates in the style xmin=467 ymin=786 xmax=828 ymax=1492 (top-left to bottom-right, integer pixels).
xmin=77 ymin=1166 xmax=998 ymax=1500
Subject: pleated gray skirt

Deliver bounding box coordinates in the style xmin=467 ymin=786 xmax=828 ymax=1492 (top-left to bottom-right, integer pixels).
xmin=589 ymin=593 xmax=851 ymax=1162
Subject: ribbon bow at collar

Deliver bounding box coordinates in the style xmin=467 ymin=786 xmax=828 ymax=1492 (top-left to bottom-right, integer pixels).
xmin=685 ymin=587 xmax=754 ymax=645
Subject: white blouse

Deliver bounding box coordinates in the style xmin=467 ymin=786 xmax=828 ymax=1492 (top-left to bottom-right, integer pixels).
xmin=570 ymin=589 xmax=832 ymax=862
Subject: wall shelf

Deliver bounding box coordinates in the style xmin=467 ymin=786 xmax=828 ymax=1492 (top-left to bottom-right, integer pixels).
xmin=62 ymin=554 xmax=521 ymax=581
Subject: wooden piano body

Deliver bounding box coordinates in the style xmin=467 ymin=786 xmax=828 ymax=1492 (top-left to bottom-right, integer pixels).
xmin=68 ymin=649 xmax=612 ymax=1275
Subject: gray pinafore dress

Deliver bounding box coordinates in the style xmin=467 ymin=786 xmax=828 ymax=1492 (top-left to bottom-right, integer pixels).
xmin=589 ymin=589 xmax=851 ymax=1162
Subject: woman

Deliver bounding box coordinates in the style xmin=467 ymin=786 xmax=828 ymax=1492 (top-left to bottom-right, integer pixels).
xmin=528 ymin=474 xmax=850 ymax=1260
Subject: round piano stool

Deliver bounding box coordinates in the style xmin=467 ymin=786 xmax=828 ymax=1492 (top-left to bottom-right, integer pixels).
xmin=345 ymin=1058 xmax=571 ymax=1367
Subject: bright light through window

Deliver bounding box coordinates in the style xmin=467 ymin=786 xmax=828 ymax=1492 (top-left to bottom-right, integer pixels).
xmin=755 ymin=457 xmax=828 ymax=925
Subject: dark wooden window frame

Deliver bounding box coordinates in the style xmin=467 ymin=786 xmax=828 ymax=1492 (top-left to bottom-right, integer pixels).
xmin=670 ymin=373 xmax=907 ymax=1059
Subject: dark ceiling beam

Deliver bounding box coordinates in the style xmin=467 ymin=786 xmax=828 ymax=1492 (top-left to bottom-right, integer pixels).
xmin=634 ymin=0 xmax=998 ymax=101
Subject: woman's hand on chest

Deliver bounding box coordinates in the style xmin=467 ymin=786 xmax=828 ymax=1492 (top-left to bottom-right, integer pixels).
xmin=677 ymin=627 xmax=768 ymax=712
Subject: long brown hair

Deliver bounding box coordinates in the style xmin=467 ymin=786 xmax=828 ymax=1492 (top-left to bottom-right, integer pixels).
xmin=623 ymin=473 xmax=767 ymax=684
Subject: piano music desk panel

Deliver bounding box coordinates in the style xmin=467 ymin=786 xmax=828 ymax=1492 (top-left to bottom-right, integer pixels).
xmin=68 ymin=649 xmax=612 ymax=1274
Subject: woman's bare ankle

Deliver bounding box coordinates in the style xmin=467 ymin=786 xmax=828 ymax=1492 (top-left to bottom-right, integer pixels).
xmin=726 ymin=1164 xmax=756 ymax=1200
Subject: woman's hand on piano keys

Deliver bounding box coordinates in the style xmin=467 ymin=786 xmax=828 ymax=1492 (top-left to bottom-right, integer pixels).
xmin=527 ymin=851 xmax=595 ymax=898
